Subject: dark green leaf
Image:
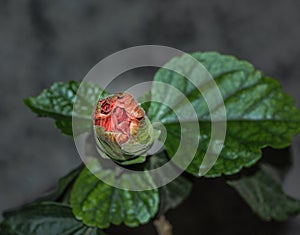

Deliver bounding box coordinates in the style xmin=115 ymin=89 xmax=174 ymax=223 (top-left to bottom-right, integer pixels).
xmin=148 ymin=52 xmax=300 ymax=177
xmin=227 ymin=165 xmax=300 ymax=221
xmin=40 ymin=165 xmax=83 ymax=203
xmin=55 ymin=120 xmax=74 ymax=136
xmin=0 ymin=202 xmax=105 ymax=235
xmin=147 ymin=152 xmax=192 ymax=215
xmin=158 ymin=173 xmax=192 ymax=216
xmin=24 ymin=81 xmax=108 ymax=136
xmin=70 ymin=164 xmax=159 ymax=229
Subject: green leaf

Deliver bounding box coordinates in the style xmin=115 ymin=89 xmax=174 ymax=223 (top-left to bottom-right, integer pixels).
xmin=0 ymin=202 xmax=105 ymax=235
xmin=55 ymin=120 xmax=74 ymax=136
xmin=146 ymin=152 xmax=192 ymax=215
xmin=70 ymin=164 xmax=159 ymax=229
xmin=227 ymin=165 xmax=300 ymax=221
xmin=24 ymin=81 xmax=108 ymax=136
xmin=148 ymin=52 xmax=300 ymax=177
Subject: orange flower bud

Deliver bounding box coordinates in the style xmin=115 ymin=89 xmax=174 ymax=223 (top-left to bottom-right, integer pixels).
xmin=93 ymin=92 xmax=154 ymax=162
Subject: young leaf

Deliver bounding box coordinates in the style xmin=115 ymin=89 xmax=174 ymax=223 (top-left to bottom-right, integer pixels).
xmin=0 ymin=202 xmax=105 ymax=235
xmin=70 ymin=165 xmax=159 ymax=229
xmin=227 ymin=165 xmax=300 ymax=221
xmin=24 ymin=81 xmax=108 ymax=136
xmin=147 ymin=52 xmax=300 ymax=177
xmin=146 ymin=152 xmax=192 ymax=215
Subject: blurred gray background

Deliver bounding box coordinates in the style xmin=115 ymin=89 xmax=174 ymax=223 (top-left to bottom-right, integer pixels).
xmin=0 ymin=0 xmax=300 ymax=234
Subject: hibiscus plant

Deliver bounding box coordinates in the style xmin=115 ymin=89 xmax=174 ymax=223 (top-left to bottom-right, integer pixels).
xmin=1 ymin=52 xmax=300 ymax=235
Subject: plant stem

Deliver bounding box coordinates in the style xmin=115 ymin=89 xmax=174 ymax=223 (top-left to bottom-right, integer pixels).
xmin=153 ymin=215 xmax=173 ymax=235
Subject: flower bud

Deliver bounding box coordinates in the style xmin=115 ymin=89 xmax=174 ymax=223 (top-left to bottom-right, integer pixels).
xmin=93 ymin=92 xmax=154 ymax=162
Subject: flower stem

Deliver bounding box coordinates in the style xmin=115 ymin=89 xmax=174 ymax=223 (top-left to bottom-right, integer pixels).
xmin=153 ymin=215 xmax=173 ymax=235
